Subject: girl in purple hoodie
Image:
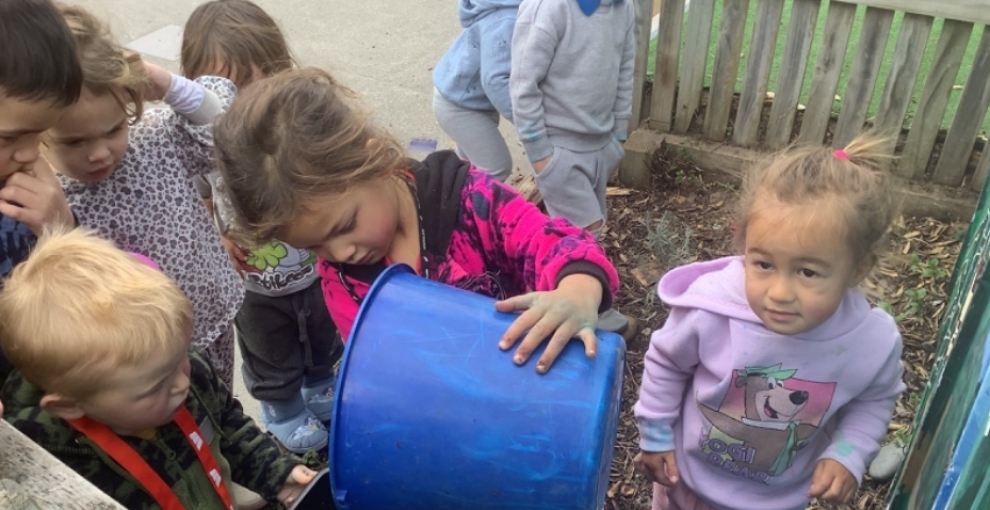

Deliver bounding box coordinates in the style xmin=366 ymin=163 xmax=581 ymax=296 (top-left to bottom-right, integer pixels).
xmin=213 ymin=68 xmax=619 ymax=375
xmin=634 ymin=135 xmax=906 ymax=510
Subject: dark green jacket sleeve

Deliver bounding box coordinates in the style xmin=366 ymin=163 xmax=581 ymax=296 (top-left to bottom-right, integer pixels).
xmin=190 ymin=349 xmax=300 ymax=500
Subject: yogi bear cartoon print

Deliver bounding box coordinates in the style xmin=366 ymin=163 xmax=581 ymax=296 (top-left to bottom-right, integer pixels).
xmin=697 ymin=364 xmax=836 ymax=485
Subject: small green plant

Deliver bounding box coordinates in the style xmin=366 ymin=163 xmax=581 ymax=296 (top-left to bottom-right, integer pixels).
xmin=898 ymin=287 xmax=928 ymax=322
xmin=909 ymin=254 xmax=949 ymax=281
xmin=641 ymin=211 xmax=694 ymax=269
xmin=877 ymin=300 xmax=895 ymax=316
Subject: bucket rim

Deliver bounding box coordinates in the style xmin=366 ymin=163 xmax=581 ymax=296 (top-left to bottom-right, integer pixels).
xmin=328 ymin=262 xmax=415 ymax=505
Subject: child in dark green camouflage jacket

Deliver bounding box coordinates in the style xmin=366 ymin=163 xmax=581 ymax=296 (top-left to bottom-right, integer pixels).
xmin=0 ymin=228 xmax=316 ymax=509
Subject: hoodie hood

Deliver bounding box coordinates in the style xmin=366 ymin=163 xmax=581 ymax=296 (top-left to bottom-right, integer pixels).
xmin=659 ymin=255 xmax=875 ymax=341
xmin=459 ymin=0 xmax=523 ymax=25
xmin=658 ymin=256 xmax=759 ymax=322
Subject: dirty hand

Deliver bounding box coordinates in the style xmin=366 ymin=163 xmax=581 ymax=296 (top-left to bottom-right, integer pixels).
xmin=495 ymin=273 xmax=602 ymax=373
xmin=0 ymin=158 xmax=74 ymax=235
xmin=277 ymin=465 xmax=317 ymax=506
xmin=141 ymin=61 xmax=174 ymax=102
xmin=635 ymin=451 xmax=680 ymax=487
xmin=808 ymin=458 xmax=857 ymax=503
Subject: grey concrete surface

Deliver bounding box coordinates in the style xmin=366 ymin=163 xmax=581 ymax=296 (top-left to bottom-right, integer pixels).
xmin=63 ymin=0 xmax=528 ymax=426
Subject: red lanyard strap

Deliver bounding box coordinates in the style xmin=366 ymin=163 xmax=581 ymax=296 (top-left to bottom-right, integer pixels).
xmin=69 ymin=405 xmax=234 ymax=510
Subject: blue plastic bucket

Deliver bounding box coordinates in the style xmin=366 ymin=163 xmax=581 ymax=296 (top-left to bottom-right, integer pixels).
xmin=329 ymin=265 xmax=625 ymax=510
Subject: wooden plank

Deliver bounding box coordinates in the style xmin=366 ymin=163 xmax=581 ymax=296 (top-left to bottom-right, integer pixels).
xmin=843 ymin=0 xmax=990 ymax=25
xmin=0 ymin=421 xmax=126 ymax=509
xmin=898 ymin=20 xmax=973 ymax=179
xmin=873 ymin=13 xmax=933 ymax=155
xmin=932 ymin=27 xmax=990 ymax=186
xmin=630 ymin=0 xmax=655 ymax=129
xmin=649 ymin=0 xmax=686 ymax=132
xmin=765 ymin=0 xmax=820 ymax=149
xmin=703 ymin=0 xmax=751 ymax=141
xmin=731 ymin=0 xmax=785 ymax=147
xmin=796 ymin=1 xmax=856 ymax=145
xmin=618 ymin=127 xmax=666 ymax=189
xmin=673 ymin=0 xmax=717 ymax=133
xmin=972 ymin=141 xmax=990 ymax=192
xmin=833 ymin=7 xmax=895 ymax=148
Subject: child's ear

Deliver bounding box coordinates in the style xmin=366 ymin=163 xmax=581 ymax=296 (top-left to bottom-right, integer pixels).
xmin=40 ymin=394 xmax=87 ymax=421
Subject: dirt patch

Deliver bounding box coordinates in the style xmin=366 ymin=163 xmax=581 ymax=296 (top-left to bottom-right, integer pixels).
xmin=602 ymin=146 xmax=965 ymax=510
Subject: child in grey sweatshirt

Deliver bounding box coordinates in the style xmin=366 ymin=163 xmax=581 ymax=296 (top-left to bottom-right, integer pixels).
xmin=510 ymin=0 xmax=636 ymax=337
xmin=510 ymin=0 xmax=634 ymax=232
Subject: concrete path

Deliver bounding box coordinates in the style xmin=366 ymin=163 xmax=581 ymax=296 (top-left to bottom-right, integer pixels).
xmin=65 ymin=0 xmax=528 ymax=425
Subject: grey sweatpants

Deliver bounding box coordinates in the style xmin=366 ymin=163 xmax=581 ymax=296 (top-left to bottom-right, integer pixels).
xmin=235 ymin=280 xmax=342 ymax=401
xmin=532 ymin=138 xmax=625 ymax=229
xmin=433 ymin=88 xmax=513 ymax=182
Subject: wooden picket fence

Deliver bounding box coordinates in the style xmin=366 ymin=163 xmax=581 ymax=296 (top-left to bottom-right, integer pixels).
xmin=628 ymin=0 xmax=990 ymax=194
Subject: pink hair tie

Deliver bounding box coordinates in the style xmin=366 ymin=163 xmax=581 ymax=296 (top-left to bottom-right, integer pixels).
xmin=833 ymin=149 xmax=849 ymax=160
xmin=129 ymin=252 xmax=161 ymax=271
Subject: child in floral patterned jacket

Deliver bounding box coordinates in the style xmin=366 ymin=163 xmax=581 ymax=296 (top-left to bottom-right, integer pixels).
xmin=43 ymin=5 xmax=243 ymax=386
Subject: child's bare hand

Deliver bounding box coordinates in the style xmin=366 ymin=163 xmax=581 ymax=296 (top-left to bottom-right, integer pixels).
xmin=0 ymin=158 xmax=74 ymax=235
xmin=495 ymin=273 xmax=602 ymax=373
xmin=634 ymin=451 xmax=680 ymax=486
xmin=141 ymin=61 xmax=173 ymax=102
xmin=808 ymin=459 xmax=857 ymax=503
xmin=277 ymin=465 xmax=317 ymax=506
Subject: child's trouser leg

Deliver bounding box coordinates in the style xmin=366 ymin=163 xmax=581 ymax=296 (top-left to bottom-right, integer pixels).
xmin=653 ymin=483 xmax=717 ymax=510
xmin=236 ymin=287 xmax=330 ymax=453
xmin=433 ymin=88 xmax=513 ymax=182
xmin=296 ymin=281 xmax=343 ymax=422
xmin=236 ymin=290 xmax=308 ymax=401
xmin=531 ymin=139 xmax=623 ymax=231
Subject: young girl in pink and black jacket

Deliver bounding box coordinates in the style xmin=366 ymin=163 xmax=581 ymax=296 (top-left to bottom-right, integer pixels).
xmin=212 ymin=68 xmax=620 ymax=375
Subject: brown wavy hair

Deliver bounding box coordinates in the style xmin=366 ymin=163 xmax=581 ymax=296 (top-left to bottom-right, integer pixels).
xmin=180 ymin=0 xmax=294 ymax=87
xmin=213 ymin=67 xmax=407 ymax=247
xmin=60 ymin=5 xmax=144 ymax=122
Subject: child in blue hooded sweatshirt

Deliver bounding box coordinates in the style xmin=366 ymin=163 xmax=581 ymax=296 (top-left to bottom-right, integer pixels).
xmin=433 ymin=0 xmax=522 ymax=182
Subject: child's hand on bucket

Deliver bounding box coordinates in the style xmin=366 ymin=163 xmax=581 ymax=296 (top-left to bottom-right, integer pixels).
xmin=277 ymin=465 xmax=317 ymax=506
xmin=634 ymin=451 xmax=680 ymax=487
xmin=495 ymin=273 xmax=602 ymax=373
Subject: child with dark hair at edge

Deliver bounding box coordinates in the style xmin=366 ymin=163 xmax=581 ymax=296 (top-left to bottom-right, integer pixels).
xmin=0 ymin=228 xmax=316 ymax=510
xmin=42 ymin=5 xmax=244 ymax=387
xmin=0 ymin=0 xmax=83 ymax=385
xmin=182 ymin=0 xmax=342 ymax=456
xmin=213 ymin=68 xmax=620 ymax=375
xmin=510 ymin=0 xmax=637 ymax=339
xmin=633 ymin=135 xmax=907 ymax=510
